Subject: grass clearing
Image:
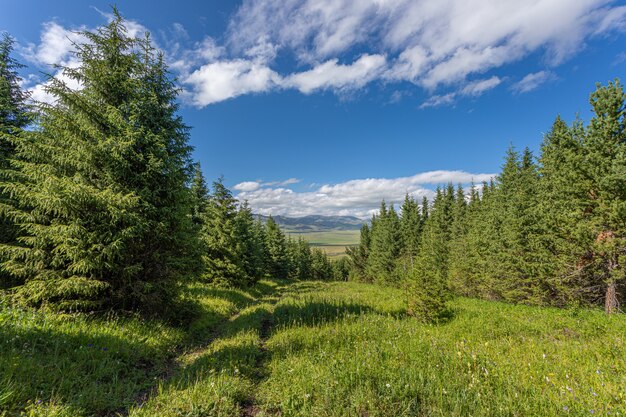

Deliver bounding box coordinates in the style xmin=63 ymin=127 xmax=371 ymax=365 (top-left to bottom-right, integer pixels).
xmin=284 ymin=230 xmax=359 ymax=257
xmin=3 ymin=279 xmax=626 ymax=416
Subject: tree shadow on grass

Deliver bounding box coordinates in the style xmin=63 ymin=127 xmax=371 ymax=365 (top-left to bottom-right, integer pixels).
xmin=0 ymin=323 xmax=167 ymax=416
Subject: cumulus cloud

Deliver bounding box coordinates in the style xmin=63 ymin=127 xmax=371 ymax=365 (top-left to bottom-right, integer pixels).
xmin=235 ymin=170 xmax=495 ymax=218
xmin=181 ymin=0 xmax=624 ymax=106
xmin=184 ymin=59 xmax=281 ymax=106
xmin=511 ymin=71 xmax=557 ymax=93
xmin=19 ymin=1 xmax=626 ymax=106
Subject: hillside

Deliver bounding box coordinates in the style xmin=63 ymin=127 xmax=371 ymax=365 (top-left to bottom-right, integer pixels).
xmin=3 ymin=280 xmax=625 ymax=416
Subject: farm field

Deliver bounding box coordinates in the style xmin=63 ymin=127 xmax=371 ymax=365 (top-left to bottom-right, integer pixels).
xmin=284 ymin=230 xmax=360 ymax=257
xmin=2 ymin=279 xmax=625 ymax=416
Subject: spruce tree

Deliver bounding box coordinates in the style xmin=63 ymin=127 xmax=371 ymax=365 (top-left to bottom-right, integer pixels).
xmin=190 ymin=163 xmax=209 ymax=227
xmin=265 ymin=216 xmax=289 ymax=279
xmin=311 ymin=248 xmax=333 ymax=281
xmin=366 ymin=201 xmax=402 ymax=285
xmin=400 ymin=194 xmax=421 ymax=273
xmin=0 ymin=13 xmax=195 ymax=312
xmin=235 ymin=201 xmax=266 ymax=284
xmin=0 ymin=34 xmax=31 ymax=287
xmin=584 ymin=80 xmax=626 ymax=313
xmin=201 ymin=177 xmax=248 ymax=287
xmin=346 ymin=223 xmax=371 ymax=282
xmin=408 ymin=188 xmax=453 ymax=322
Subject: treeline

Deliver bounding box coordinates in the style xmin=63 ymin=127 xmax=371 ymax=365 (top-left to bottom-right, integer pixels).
xmin=0 ymin=12 xmax=335 ymax=316
xmin=192 ymin=173 xmax=344 ymax=288
xmin=348 ymin=81 xmax=626 ymax=319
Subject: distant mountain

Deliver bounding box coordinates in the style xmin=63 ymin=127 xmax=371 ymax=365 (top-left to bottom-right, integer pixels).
xmin=255 ymin=214 xmax=364 ymax=231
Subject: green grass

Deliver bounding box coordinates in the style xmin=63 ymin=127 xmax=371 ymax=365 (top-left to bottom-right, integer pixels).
xmin=3 ymin=279 xmax=626 ymax=416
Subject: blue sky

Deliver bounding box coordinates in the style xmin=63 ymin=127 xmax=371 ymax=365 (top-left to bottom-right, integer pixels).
xmin=2 ymin=0 xmax=625 ymax=217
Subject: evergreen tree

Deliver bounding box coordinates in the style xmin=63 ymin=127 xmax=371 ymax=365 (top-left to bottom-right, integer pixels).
xmin=0 ymin=34 xmax=31 ymax=287
xmin=286 ymin=237 xmax=312 ymax=280
xmin=311 ymin=248 xmax=333 ymax=281
xmin=408 ymin=188 xmax=453 ymax=322
xmin=400 ymin=194 xmax=421 ymax=273
xmin=265 ymin=216 xmax=289 ymax=279
xmin=0 ymin=13 xmax=196 ymax=312
xmin=190 ymin=163 xmax=209 ymax=227
xmin=201 ymin=177 xmax=248 ymax=287
xmin=235 ymin=201 xmax=266 ymax=284
xmin=366 ymin=201 xmax=402 ymax=285
xmin=584 ymin=80 xmax=626 ymax=313
xmin=346 ymin=223 xmax=371 ymax=282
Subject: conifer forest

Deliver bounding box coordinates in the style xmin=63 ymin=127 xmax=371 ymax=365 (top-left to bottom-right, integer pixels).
xmin=1 ymin=9 xmax=625 ymax=417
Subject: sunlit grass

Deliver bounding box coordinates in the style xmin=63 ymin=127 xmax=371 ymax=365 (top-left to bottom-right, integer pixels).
xmin=3 ymin=279 xmax=625 ymax=416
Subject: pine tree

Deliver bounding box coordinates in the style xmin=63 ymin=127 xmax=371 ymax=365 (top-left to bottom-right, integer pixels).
xmin=0 ymin=34 xmax=31 ymax=287
xmin=201 ymin=177 xmax=248 ymax=287
xmin=0 ymin=13 xmax=195 ymax=312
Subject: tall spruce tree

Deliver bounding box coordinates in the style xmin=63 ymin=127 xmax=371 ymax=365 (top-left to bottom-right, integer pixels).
xmin=346 ymin=223 xmax=371 ymax=282
xmin=265 ymin=216 xmax=289 ymax=279
xmin=400 ymin=194 xmax=422 ymax=273
xmin=584 ymin=80 xmax=626 ymax=313
xmin=235 ymin=201 xmax=266 ymax=284
xmin=201 ymin=177 xmax=248 ymax=287
xmin=0 ymin=12 xmax=195 ymax=312
xmin=408 ymin=188 xmax=453 ymax=322
xmin=0 ymin=34 xmax=31 ymax=287
xmin=366 ymin=201 xmax=402 ymax=285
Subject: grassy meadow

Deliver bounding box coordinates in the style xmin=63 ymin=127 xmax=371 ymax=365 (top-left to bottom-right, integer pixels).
xmin=284 ymin=230 xmax=360 ymax=257
xmin=2 ymin=279 xmax=625 ymax=416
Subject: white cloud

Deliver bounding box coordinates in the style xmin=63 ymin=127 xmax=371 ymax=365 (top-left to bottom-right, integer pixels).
xmin=285 ymin=54 xmax=387 ymax=94
xmin=184 ymin=59 xmax=281 ymax=105
xmin=19 ymin=1 xmax=626 ymax=107
xmin=511 ymin=71 xmax=557 ymax=93
xmin=264 ymin=178 xmax=301 ymax=187
xmin=460 ymin=76 xmax=502 ymax=96
xmin=180 ymin=0 xmax=625 ymax=106
xmin=21 ymin=22 xmax=85 ymax=66
xmin=420 ymin=93 xmax=456 ymax=109
xmin=234 ymin=181 xmax=262 ymax=192
xmin=420 ymin=76 xmax=501 ymax=108
xmin=235 ymin=170 xmax=495 ymax=218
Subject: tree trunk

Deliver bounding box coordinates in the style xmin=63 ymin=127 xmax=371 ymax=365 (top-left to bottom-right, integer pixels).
xmin=605 ymin=281 xmax=618 ymax=314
